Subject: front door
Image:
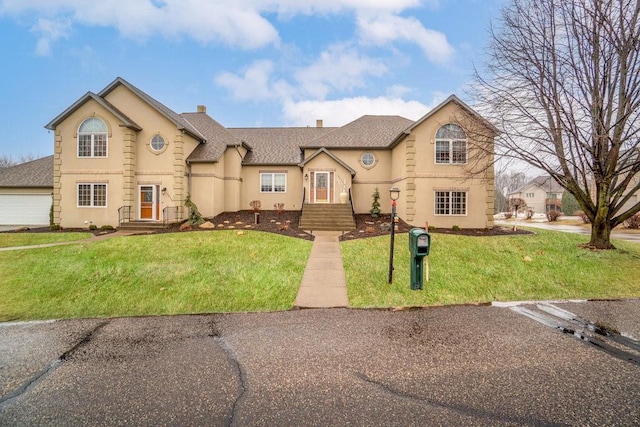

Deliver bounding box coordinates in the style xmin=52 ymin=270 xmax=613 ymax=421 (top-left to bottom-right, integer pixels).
xmin=139 ymin=185 xmax=159 ymax=220
xmin=314 ymin=172 xmax=330 ymax=203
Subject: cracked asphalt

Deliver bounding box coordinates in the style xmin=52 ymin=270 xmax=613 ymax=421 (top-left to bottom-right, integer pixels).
xmin=1 ymin=301 xmax=639 ymax=426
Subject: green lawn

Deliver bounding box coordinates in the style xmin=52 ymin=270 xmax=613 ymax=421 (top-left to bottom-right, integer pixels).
xmin=342 ymin=228 xmax=640 ymax=307
xmin=2 ymin=228 xmax=639 ymax=321
xmin=0 ymin=231 xmax=312 ymax=321
xmin=0 ymin=232 xmax=92 ymax=248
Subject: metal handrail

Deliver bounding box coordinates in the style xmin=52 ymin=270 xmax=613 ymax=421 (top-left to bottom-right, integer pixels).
xmin=162 ymin=206 xmax=179 ymax=226
xmin=118 ymin=206 xmax=132 ymax=224
xmin=348 ymin=188 xmax=355 ymax=217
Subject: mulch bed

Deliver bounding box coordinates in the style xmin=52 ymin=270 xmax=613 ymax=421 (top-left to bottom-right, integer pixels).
xmin=3 ymin=210 xmax=533 ymax=241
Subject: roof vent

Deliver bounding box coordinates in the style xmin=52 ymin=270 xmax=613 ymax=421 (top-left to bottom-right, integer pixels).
xmin=316 ymin=119 xmax=323 ymax=128
xmin=197 ymin=105 xmax=207 ymax=113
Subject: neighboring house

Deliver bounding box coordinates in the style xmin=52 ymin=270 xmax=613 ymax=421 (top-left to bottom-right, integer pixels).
xmin=509 ymin=175 xmax=564 ymax=214
xmin=0 ymin=156 xmax=53 ymax=225
xmin=44 ymin=77 xmax=497 ymax=230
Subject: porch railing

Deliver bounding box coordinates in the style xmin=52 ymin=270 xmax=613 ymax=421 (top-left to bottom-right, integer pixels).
xmin=348 ymin=188 xmax=355 ymax=217
xmin=118 ymin=206 xmax=132 ymax=225
xmin=163 ymin=206 xmax=180 ymax=226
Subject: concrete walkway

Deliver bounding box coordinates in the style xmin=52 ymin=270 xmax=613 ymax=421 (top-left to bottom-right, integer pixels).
xmin=495 ymin=219 xmax=640 ymax=243
xmin=294 ymin=231 xmax=349 ymax=308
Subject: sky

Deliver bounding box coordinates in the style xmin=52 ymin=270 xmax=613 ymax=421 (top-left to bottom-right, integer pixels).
xmin=0 ymin=0 xmax=505 ymax=159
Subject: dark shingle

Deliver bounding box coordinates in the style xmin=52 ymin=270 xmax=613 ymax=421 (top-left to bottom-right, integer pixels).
xmin=229 ymin=127 xmax=335 ymax=165
xmin=302 ymin=116 xmax=414 ymax=149
xmin=0 ymin=156 xmax=53 ymax=187
xmin=183 ymin=113 xmax=244 ymax=163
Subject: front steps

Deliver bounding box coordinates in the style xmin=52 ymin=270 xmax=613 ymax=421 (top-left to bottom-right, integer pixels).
xmin=299 ymin=203 xmax=356 ymax=232
xmin=118 ymin=221 xmax=168 ymax=231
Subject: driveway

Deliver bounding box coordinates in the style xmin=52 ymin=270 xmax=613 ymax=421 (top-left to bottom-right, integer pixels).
xmin=495 ymin=219 xmax=640 ymax=243
xmin=1 ymin=301 xmax=639 ymax=426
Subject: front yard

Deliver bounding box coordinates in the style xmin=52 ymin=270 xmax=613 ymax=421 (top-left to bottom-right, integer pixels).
xmin=1 ymin=227 xmax=639 ymax=321
xmin=0 ymin=231 xmax=312 ymax=321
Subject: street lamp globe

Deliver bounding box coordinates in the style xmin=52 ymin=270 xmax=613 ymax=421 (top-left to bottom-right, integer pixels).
xmin=389 ymin=187 xmax=400 ymax=201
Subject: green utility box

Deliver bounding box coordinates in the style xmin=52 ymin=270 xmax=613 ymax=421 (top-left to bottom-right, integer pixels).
xmin=408 ymin=228 xmax=431 ymax=290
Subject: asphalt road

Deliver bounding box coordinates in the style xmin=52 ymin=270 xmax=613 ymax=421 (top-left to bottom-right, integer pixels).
xmin=1 ymin=301 xmax=639 ymax=426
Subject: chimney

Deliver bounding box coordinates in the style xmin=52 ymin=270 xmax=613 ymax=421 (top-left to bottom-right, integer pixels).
xmin=316 ymin=119 xmax=323 ymax=128
xmin=197 ymin=105 xmax=207 ymax=113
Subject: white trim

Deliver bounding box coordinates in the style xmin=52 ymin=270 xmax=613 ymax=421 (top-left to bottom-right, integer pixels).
xmin=138 ymin=185 xmax=160 ymax=221
xmin=77 ymin=183 xmax=108 ymax=208
xmin=259 ymin=172 xmax=287 ymax=193
xmin=434 ymin=190 xmax=468 ymax=216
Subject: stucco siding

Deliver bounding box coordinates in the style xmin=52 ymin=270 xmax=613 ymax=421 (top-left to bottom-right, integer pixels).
xmin=242 ymin=165 xmax=304 ymax=211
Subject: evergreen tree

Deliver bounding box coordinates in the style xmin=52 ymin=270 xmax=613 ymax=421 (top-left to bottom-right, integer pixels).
xmin=370 ymin=188 xmax=381 ymax=217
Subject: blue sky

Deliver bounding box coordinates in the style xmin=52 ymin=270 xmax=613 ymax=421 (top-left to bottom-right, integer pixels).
xmin=0 ymin=0 xmax=504 ymax=159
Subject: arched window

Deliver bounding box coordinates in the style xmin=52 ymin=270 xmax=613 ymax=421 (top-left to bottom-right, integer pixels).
xmin=435 ymin=123 xmax=466 ymax=164
xmin=78 ymin=118 xmax=108 ymax=157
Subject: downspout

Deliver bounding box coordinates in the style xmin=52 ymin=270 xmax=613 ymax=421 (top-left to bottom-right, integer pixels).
xmin=186 ymin=160 xmax=192 ymax=199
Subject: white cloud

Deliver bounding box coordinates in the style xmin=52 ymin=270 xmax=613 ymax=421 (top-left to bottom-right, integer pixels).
xmin=357 ymin=13 xmax=454 ymax=64
xmin=2 ymin=0 xmax=455 ymax=59
xmin=3 ymin=0 xmax=280 ymax=50
xmin=282 ymin=96 xmax=430 ymax=127
xmin=215 ymin=60 xmax=293 ymax=101
xmin=294 ymin=44 xmax=387 ymax=99
xmin=256 ymin=0 xmax=422 ymax=16
xmin=31 ymin=18 xmax=71 ymax=56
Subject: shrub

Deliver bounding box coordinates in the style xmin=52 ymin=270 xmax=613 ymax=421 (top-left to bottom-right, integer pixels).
xmin=249 ymin=200 xmax=261 ymax=212
xmin=428 ymin=225 xmax=436 ymax=231
xmin=452 ymin=225 xmax=460 ymax=231
xmin=370 ymin=188 xmax=381 ymax=218
xmin=525 ymin=209 xmax=534 ymax=220
xmin=273 ymin=203 xmax=285 ymax=214
xmin=101 ymin=225 xmax=114 ymax=231
xmin=89 ymin=224 xmax=97 ymax=230
xmin=576 ymin=211 xmax=591 ymax=224
xmin=50 ymin=224 xmax=61 ymax=231
xmin=185 ymin=193 xmax=205 ymax=225
xmin=624 ymin=212 xmax=640 ymax=229
xmin=546 ymin=210 xmax=562 ymax=222
xmin=504 ymin=211 xmax=513 ymax=219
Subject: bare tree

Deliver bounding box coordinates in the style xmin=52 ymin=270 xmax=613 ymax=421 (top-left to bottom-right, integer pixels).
xmin=0 ymin=154 xmax=36 ymax=168
xmin=495 ymin=170 xmax=529 ymax=199
xmin=474 ymin=0 xmax=640 ymax=249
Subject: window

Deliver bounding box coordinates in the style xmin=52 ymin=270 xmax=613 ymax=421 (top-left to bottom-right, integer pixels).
xmin=435 ymin=191 xmax=467 ymax=215
xmin=150 ymin=135 xmax=166 ymax=151
xmin=360 ymin=152 xmax=376 ymax=168
xmin=435 ymin=124 xmax=467 ymax=164
xmin=78 ymin=183 xmax=107 ymax=207
xmin=260 ymin=172 xmax=286 ymax=193
xmin=526 ymin=192 xmax=535 ymax=198
xmin=78 ymin=118 xmax=108 ymax=157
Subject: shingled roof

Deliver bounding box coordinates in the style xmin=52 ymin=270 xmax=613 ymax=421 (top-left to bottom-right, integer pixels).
xmin=511 ymin=175 xmax=565 ymax=195
xmin=229 ymin=127 xmax=335 ymax=165
xmin=183 ymin=113 xmax=247 ymax=163
xmin=0 ymin=156 xmax=53 ymax=187
xmin=301 ymin=115 xmax=414 ymax=149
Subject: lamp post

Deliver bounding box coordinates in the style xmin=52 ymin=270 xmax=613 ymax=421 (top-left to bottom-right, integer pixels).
xmin=388 ymin=187 xmax=400 ymax=284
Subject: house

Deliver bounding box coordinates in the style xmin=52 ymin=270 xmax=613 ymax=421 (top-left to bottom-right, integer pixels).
xmin=43 ymin=77 xmax=496 ymax=230
xmin=0 ymin=156 xmax=53 ymax=225
xmin=508 ymin=175 xmax=564 ymax=214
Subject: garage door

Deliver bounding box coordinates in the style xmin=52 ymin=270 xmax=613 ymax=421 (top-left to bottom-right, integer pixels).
xmin=0 ymin=194 xmax=52 ymax=225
